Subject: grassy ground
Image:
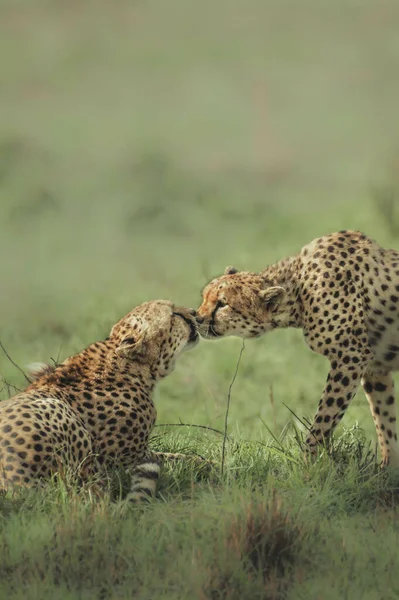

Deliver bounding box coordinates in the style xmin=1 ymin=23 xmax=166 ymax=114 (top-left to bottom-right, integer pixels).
xmin=1 ymin=428 xmax=399 ymax=600
xmin=1 ymin=0 xmax=399 ymax=597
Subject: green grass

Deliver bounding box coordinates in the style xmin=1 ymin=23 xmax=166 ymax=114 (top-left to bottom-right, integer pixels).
xmin=1 ymin=0 xmax=399 ymax=597
xmin=1 ymin=427 xmax=399 ymax=600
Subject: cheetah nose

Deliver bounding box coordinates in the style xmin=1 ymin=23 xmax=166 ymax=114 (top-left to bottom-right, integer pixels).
xmin=196 ymin=315 xmax=204 ymax=325
xmin=188 ymin=308 xmax=197 ymax=317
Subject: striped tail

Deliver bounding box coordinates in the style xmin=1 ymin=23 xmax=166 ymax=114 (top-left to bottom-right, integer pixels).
xmin=127 ymin=458 xmax=161 ymax=503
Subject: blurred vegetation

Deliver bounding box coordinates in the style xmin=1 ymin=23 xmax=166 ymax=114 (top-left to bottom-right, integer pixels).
xmin=1 ymin=1 xmax=399 ymax=597
xmin=1 ymin=0 xmax=399 ymax=440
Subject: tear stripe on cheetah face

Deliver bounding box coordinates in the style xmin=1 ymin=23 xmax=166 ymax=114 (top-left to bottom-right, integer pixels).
xmin=0 ymin=300 xmax=203 ymax=500
xmin=197 ymin=231 xmax=399 ymax=467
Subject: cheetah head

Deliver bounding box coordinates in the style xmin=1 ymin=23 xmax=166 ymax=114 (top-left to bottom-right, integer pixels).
xmin=112 ymin=300 xmax=199 ymax=378
xmin=196 ymin=267 xmax=286 ymax=340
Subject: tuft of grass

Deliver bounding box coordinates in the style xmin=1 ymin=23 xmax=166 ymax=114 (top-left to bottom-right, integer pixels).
xmin=203 ymin=494 xmax=307 ymax=600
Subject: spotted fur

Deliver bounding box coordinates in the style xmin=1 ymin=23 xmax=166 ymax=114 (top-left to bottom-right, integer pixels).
xmin=0 ymin=300 xmax=200 ymax=501
xmin=197 ymin=231 xmax=399 ymax=466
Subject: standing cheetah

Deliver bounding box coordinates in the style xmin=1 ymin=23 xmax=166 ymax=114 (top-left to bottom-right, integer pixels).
xmin=0 ymin=300 xmax=200 ymax=501
xmin=196 ymin=231 xmax=399 ymax=466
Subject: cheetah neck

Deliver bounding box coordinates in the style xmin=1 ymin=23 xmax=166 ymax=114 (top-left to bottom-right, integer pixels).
xmin=261 ymin=255 xmax=303 ymax=328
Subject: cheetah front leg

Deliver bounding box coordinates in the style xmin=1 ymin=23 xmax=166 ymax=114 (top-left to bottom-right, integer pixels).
xmin=306 ymin=359 xmax=367 ymax=452
xmin=362 ymin=372 xmax=399 ymax=467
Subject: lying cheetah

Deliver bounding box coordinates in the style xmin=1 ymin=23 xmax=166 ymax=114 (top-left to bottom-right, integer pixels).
xmin=0 ymin=300 xmax=200 ymax=501
xmin=196 ymin=231 xmax=399 ymax=466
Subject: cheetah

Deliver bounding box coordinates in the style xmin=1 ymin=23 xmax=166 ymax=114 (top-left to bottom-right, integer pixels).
xmin=0 ymin=300 xmax=200 ymax=501
xmin=196 ymin=230 xmax=399 ymax=467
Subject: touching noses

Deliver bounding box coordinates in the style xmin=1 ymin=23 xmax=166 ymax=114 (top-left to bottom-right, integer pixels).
xmin=195 ymin=313 xmax=205 ymax=325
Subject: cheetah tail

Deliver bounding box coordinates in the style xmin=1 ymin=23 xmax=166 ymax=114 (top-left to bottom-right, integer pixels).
xmin=127 ymin=459 xmax=161 ymax=504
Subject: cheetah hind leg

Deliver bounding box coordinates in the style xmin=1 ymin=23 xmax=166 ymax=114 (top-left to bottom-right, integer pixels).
xmin=361 ymin=371 xmax=399 ymax=469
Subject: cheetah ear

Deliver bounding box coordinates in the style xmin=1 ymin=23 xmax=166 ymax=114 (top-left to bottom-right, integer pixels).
xmin=224 ymin=265 xmax=239 ymax=275
xmin=115 ymin=335 xmax=144 ymax=359
xmin=258 ymin=286 xmax=286 ymax=309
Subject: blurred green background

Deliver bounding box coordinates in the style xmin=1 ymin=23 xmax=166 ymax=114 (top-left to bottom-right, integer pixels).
xmin=1 ymin=0 xmax=399 ymax=443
